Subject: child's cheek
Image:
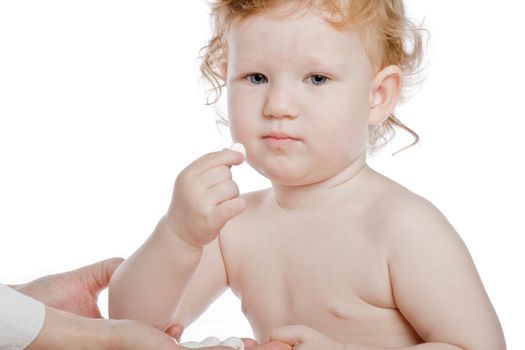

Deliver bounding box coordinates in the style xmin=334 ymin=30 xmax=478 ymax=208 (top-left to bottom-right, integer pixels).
xmin=228 ymin=115 xmax=244 ymax=140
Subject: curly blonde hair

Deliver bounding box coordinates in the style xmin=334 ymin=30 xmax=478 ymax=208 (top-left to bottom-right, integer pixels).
xmin=200 ymin=0 xmax=425 ymax=153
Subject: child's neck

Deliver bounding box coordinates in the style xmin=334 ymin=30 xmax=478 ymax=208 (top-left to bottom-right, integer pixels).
xmin=270 ymin=152 xmax=369 ymax=211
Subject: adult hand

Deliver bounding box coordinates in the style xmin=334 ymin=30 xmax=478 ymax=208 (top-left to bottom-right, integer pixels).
xmin=106 ymin=319 xmax=184 ymax=350
xmin=26 ymin=307 xmax=183 ymax=350
xmin=14 ymin=257 xmax=124 ymax=318
xmin=13 ymin=257 xmax=184 ymax=350
xmin=14 ymin=257 xmax=184 ymax=340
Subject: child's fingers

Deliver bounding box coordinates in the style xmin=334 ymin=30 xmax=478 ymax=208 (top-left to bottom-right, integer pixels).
xmin=190 ymin=150 xmax=245 ymax=175
xmin=215 ymin=197 xmax=247 ymax=224
xmin=199 ymin=165 xmax=233 ymax=189
xmin=164 ymin=323 xmax=183 ymax=341
xmin=241 ymin=338 xmax=258 ymax=348
xmin=269 ymin=325 xmax=312 ymax=347
xmin=208 ymin=180 xmax=241 ymax=206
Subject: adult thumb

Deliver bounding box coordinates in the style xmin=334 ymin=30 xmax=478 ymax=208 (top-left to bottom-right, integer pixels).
xmin=80 ymin=257 xmax=125 ymax=295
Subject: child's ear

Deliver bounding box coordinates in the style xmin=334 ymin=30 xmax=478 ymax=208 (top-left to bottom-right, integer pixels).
xmin=369 ymin=65 xmax=403 ymax=125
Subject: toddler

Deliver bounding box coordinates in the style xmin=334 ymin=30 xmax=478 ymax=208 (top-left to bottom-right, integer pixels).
xmin=109 ymin=1 xmax=506 ymax=349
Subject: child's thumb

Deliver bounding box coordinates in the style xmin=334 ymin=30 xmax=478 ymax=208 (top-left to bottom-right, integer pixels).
xmin=269 ymin=325 xmax=311 ymax=347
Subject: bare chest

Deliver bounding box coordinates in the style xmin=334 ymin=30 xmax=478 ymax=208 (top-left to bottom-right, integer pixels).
xmin=221 ymin=214 xmax=414 ymax=344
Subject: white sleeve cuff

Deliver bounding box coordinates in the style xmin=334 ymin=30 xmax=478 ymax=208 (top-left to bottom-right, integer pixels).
xmin=0 ymin=283 xmax=46 ymax=350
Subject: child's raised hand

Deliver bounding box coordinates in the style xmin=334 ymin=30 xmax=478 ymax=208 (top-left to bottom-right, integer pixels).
xmin=164 ymin=147 xmax=246 ymax=248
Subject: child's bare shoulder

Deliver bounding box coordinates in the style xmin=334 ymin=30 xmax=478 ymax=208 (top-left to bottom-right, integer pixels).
xmin=367 ymin=169 xmax=462 ymax=250
xmin=222 ymin=188 xmax=272 ymax=231
xmin=366 ymin=171 xmax=503 ymax=349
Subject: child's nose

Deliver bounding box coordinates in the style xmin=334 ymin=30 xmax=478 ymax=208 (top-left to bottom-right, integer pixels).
xmin=262 ymin=83 xmax=299 ymax=120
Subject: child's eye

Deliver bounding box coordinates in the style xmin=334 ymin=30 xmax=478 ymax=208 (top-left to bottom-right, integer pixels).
xmin=308 ymin=74 xmax=329 ymax=85
xmin=246 ymin=73 xmax=268 ymax=85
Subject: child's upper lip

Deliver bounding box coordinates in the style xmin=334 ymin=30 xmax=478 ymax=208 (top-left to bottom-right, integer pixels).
xmin=263 ymin=132 xmax=298 ymax=139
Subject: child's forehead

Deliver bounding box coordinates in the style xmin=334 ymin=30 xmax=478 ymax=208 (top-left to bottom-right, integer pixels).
xmin=224 ymin=3 xmax=373 ymax=60
xmin=226 ymin=1 xmax=358 ymax=41
xmin=225 ymin=8 xmax=372 ymax=73
xmin=222 ymin=1 xmax=376 ymax=54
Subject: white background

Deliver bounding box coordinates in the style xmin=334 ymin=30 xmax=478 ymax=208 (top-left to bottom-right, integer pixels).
xmin=0 ymin=1 xmax=523 ymax=348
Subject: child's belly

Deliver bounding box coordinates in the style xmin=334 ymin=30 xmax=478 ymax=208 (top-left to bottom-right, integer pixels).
xmin=236 ymin=275 xmax=422 ymax=347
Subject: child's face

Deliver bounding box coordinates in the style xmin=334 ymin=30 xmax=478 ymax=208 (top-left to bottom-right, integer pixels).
xmin=226 ymin=5 xmax=375 ymax=185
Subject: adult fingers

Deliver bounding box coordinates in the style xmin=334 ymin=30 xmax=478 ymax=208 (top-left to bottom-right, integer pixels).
xmin=78 ymin=257 xmax=125 ymax=294
xmin=110 ymin=320 xmax=180 ymax=350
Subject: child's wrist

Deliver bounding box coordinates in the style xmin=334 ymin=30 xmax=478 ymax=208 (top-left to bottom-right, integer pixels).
xmin=156 ymin=216 xmax=203 ymax=253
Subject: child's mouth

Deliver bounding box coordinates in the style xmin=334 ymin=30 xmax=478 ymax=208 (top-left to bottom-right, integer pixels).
xmin=263 ymin=132 xmax=299 ymax=146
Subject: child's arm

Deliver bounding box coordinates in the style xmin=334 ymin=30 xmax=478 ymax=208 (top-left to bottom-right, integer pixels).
xmin=385 ymin=197 xmax=506 ymax=349
xmin=108 ymin=149 xmax=246 ymax=330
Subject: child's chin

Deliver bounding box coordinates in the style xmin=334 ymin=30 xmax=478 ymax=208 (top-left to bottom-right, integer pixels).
xmin=264 ymin=171 xmax=313 ymax=186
